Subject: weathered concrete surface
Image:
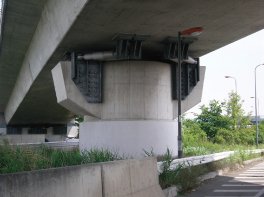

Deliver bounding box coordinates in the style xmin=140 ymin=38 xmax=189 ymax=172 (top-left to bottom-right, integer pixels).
xmin=80 ymin=120 xmax=178 ymax=158
xmin=0 ymin=164 xmax=102 ymax=197
xmin=163 ymin=186 xmax=178 ymax=197
xmin=4 ymin=0 xmax=89 ymax=124
xmin=0 ymin=157 xmax=164 ymax=197
xmin=0 ymin=0 xmax=47 ymax=112
xmin=52 ymin=61 xmax=205 ymax=120
xmin=103 ymin=61 xmax=173 ymax=120
xmin=51 ymin=61 xmax=101 ymax=117
xmin=102 ymin=157 xmax=164 ymax=197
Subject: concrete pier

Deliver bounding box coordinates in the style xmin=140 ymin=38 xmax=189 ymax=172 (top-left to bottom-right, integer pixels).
xmin=52 ymin=60 xmax=205 ymax=157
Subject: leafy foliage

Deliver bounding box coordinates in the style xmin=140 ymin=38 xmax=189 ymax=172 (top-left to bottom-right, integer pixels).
xmin=74 ymin=115 xmax=84 ymax=127
xmin=159 ymin=149 xmax=183 ymax=189
xmin=196 ymin=100 xmax=231 ymax=140
xmin=225 ymin=92 xmax=251 ymax=129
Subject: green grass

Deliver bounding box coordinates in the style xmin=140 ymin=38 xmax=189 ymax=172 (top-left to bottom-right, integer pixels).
xmin=184 ymin=142 xmax=264 ymax=157
xmin=158 ymin=147 xmax=264 ymax=193
xmin=0 ymin=144 xmax=124 ymax=174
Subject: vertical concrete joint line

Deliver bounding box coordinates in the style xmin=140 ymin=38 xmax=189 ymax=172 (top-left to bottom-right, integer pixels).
xmin=129 ymin=160 xmax=133 ymax=195
xmin=100 ymin=164 xmax=105 ymax=197
xmin=128 ymin=60 xmax=131 ymax=119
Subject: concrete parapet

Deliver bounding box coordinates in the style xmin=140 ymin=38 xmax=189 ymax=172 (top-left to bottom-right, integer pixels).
xmin=0 ymin=134 xmax=45 ymax=144
xmin=102 ymin=160 xmax=131 ymax=197
xmin=102 ymin=158 xmax=163 ymax=197
xmin=0 ymin=157 xmax=164 ymax=197
xmin=0 ymin=164 xmax=102 ymax=197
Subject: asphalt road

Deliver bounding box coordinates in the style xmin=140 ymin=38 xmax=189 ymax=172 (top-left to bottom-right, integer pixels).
xmin=182 ymin=161 xmax=264 ymax=197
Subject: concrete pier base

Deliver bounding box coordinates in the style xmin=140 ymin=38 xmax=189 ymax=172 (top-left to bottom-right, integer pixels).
xmin=80 ymin=120 xmax=178 ymax=158
xmin=52 ymin=60 xmax=205 ymax=158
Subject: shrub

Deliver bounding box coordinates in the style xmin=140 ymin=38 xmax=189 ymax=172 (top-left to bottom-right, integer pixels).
xmin=214 ymin=128 xmax=235 ymax=144
xmin=183 ymin=119 xmax=207 ymax=146
xmin=238 ymin=128 xmax=255 ymax=145
xmin=159 ymin=149 xmax=183 ymax=189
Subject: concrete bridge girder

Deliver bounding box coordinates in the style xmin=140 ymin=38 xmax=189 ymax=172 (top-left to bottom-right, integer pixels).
xmin=4 ymin=0 xmax=89 ymax=124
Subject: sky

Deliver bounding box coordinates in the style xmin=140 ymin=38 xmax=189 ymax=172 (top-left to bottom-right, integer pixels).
xmin=188 ymin=29 xmax=264 ymax=117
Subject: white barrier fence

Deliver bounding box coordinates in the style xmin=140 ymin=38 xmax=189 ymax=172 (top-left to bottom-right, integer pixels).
xmin=157 ymin=149 xmax=264 ymax=173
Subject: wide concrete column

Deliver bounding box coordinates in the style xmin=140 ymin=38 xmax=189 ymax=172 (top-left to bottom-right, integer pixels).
xmin=52 ymin=60 xmax=205 ymax=157
xmin=83 ymin=60 xmax=177 ymax=158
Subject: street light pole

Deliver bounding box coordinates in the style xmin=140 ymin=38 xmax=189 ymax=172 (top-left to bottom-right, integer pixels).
xmin=177 ymin=31 xmax=183 ymax=158
xmin=254 ymin=63 xmax=264 ymax=148
xmin=224 ymin=76 xmax=237 ymax=93
xmin=224 ymin=75 xmax=238 ymax=128
xmin=177 ymin=27 xmax=203 ymax=158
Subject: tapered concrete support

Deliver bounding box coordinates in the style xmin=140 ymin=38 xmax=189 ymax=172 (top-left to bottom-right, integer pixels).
xmin=51 ymin=61 xmax=101 ymax=117
xmin=52 ymin=60 xmax=205 ymax=157
xmin=4 ymin=0 xmax=89 ymax=124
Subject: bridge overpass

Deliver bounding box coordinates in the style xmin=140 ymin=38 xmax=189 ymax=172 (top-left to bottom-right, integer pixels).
xmin=1 ymin=0 xmax=263 ymax=125
xmin=0 ymin=0 xmax=264 ymax=155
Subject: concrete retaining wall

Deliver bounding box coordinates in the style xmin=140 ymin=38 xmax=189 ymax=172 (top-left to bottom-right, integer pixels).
xmin=0 ymin=134 xmax=45 ymax=144
xmin=0 ymin=157 xmax=164 ymax=197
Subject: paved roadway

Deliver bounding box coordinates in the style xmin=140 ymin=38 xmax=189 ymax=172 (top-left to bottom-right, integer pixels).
xmin=183 ymin=161 xmax=264 ymax=197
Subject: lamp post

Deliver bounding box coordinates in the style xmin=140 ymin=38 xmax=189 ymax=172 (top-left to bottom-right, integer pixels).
xmin=254 ymin=63 xmax=264 ymax=147
xmin=224 ymin=76 xmax=237 ymax=93
xmin=224 ymin=75 xmax=238 ymax=128
xmin=177 ymin=27 xmax=203 ymax=158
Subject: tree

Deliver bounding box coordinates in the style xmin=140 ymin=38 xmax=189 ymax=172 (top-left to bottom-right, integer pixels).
xmin=225 ymin=91 xmax=251 ymax=129
xmin=196 ymin=100 xmax=231 ymax=141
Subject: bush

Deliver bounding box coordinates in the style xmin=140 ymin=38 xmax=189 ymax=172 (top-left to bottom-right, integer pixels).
xmin=238 ymin=128 xmax=255 ymax=145
xmin=183 ymin=119 xmax=207 ymax=146
xmin=215 ymin=128 xmax=235 ymax=144
xmin=214 ymin=128 xmax=256 ymax=145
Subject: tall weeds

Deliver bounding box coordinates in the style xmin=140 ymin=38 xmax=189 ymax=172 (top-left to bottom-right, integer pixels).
xmin=0 ymin=145 xmax=124 ymax=174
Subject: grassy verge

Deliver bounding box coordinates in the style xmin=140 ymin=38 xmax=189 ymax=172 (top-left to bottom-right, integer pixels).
xmin=0 ymin=144 xmax=124 ymax=174
xmin=184 ymin=142 xmax=264 ymax=157
xmin=159 ymin=149 xmax=264 ymax=194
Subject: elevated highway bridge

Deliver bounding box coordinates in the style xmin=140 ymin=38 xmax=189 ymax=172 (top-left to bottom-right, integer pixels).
xmin=1 ymin=0 xmax=263 ymax=125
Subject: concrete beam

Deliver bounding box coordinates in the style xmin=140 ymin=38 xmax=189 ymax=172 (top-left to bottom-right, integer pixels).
xmin=51 ymin=61 xmax=101 ymax=117
xmin=4 ymin=0 xmax=89 ymax=123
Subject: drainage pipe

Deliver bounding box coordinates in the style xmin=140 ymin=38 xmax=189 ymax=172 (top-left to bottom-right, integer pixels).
xmin=77 ymin=51 xmax=114 ymax=61
xmin=77 ymin=51 xmax=197 ymax=64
